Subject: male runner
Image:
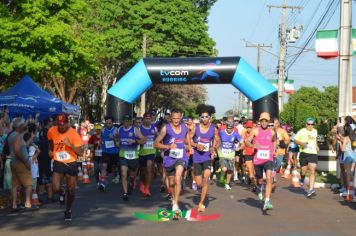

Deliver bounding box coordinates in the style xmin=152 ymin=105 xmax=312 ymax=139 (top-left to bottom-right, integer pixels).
xmin=241 ymin=120 xmax=257 ymax=190
xmin=47 ymin=113 xmax=83 ymax=221
xmin=154 ymin=109 xmax=191 ymax=215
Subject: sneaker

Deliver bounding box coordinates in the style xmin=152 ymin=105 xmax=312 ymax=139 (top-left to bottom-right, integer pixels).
xmin=192 ymin=182 xmax=197 ymax=191
xmin=122 ymin=193 xmax=129 ymax=201
xmin=112 ymin=176 xmax=120 ymax=184
xmin=225 ymin=184 xmax=231 ymax=191
xmin=338 ymin=187 xmax=346 ymax=193
xmin=197 ymin=203 xmax=206 ymax=212
xmin=252 ymin=185 xmax=258 ymax=193
xmin=352 ymin=196 xmax=356 ymax=203
xmin=263 ymin=201 xmax=273 ymax=211
xmin=139 ymin=182 xmax=145 ymax=194
xmin=64 ymin=210 xmax=72 ymax=221
xmin=307 ymin=189 xmax=316 ymax=198
xmin=98 ymin=183 xmax=106 ymax=192
xmin=59 ymin=194 xmax=65 ymax=205
xmin=300 ymin=180 xmax=304 ymax=187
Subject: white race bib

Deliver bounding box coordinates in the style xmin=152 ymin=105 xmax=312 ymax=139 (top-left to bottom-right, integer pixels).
xmin=306 ymin=143 xmax=313 ymax=151
xmin=169 ymin=149 xmax=184 ymax=159
xmin=257 ymin=150 xmax=270 ymax=160
xmin=124 ymin=151 xmax=136 ymax=159
xmin=95 ymin=149 xmax=102 ymax=157
xmin=221 ymin=148 xmax=233 ymax=156
xmin=105 ymin=141 xmax=115 ymax=149
xmin=82 ymin=135 xmax=89 ymax=141
xmin=56 ymin=151 xmax=71 ymax=161
xmin=143 ymin=141 xmax=154 ymax=149
xmin=198 ymin=142 xmax=210 ymax=152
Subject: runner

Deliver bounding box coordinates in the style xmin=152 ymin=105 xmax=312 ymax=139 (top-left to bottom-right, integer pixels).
xmin=241 ymin=120 xmax=257 ymax=191
xmin=139 ymin=113 xmax=157 ymax=197
xmin=286 ymin=127 xmax=299 ymax=175
xmin=100 ymin=116 xmax=119 ymax=190
xmin=185 ymin=116 xmax=197 ymax=190
xmin=190 ymin=105 xmax=220 ymax=211
xmin=47 ymin=113 xmax=84 ymax=221
xmin=118 ymin=115 xmax=146 ymax=201
xmin=294 ymin=118 xmax=319 ymax=198
xmin=88 ymin=124 xmax=103 ymax=185
xmin=154 ymin=109 xmax=191 ymax=216
xmin=273 ymin=118 xmax=290 ymax=173
xmin=217 ymin=121 xmax=241 ymax=191
xmin=246 ymin=112 xmax=277 ymax=211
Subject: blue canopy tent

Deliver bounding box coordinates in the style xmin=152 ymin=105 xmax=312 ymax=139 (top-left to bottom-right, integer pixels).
xmin=0 ymin=75 xmax=80 ymax=120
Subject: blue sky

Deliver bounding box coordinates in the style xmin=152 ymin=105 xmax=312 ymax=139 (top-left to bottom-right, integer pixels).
xmin=207 ymin=0 xmax=356 ymax=117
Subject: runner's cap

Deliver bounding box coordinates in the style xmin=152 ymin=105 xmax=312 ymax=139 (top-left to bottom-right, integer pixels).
xmin=143 ymin=112 xmax=151 ymax=118
xmin=56 ymin=113 xmax=68 ymax=125
xmin=305 ymin=117 xmax=315 ymax=124
xmin=123 ymin=114 xmax=132 ymax=121
xmin=94 ymin=124 xmax=102 ymax=130
xmin=259 ymin=112 xmax=270 ymax=122
xmin=244 ymin=120 xmax=254 ymax=128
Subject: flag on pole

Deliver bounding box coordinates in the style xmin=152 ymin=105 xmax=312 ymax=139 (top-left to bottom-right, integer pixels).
xmin=284 ymin=80 xmax=295 ymax=94
xmin=315 ymin=30 xmax=339 ymax=59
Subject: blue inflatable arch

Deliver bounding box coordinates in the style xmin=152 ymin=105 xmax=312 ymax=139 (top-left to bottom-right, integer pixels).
xmin=108 ymin=57 xmax=278 ymax=121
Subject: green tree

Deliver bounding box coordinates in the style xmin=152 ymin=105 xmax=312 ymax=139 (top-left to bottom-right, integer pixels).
xmin=280 ymin=86 xmax=338 ymax=134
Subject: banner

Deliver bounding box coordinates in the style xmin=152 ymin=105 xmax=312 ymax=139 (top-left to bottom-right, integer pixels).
xmin=284 ymin=80 xmax=295 ymax=94
xmin=353 ymin=29 xmax=356 ymax=56
xmin=315 ymin=30 xmax=339 ymax=59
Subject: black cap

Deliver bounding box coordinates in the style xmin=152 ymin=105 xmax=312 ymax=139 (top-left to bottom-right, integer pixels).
xmin=123 ymin=114 xmax=132 ymax=121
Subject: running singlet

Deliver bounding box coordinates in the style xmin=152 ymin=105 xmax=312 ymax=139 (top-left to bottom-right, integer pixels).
xmin=253 ymin=127 xmax=274 ymax=165
xmin=119 ymin=126 xmax=139 ymax=160
xmin=102 ymin=127 xmax=119 ymax=154
xmin=218 ymin=129 xmax=241 ymax=159
xmin=192 ymin=124 xmax=215 ymax=163
xmin=89 ymin=134 xmax=102 ymax=157
xmin=162 ymin=123 xmax=188 ymax=167
xmin=243 ymin=132 xmax=255 ymax=156
xmin=139 ymin=124 xmax=157 ymax=156
xmin=276 ymin=128 xmax=289 ymax=156
xmin=294 ymin=128 xmax=318 ymax=154
xmin=47 ymin=126 xmax=83 ymax=163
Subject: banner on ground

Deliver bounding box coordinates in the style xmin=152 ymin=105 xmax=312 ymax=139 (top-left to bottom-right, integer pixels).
xmin=315 ymin=30 xmax=339 ymax=59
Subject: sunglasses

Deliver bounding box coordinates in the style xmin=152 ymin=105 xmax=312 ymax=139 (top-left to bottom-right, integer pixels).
xmin=200 ymin=115 xmax=210 ymax=119
xmin=307 ymin=123 xmax=314 ymax=126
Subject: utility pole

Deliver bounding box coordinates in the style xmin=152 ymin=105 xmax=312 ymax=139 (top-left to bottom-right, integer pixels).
xmin=245 ymin=43 xmax=272 ymax=72
xmin=139 ymin=34 xmax=147 ymax=117
xmin=338 ymin=0 xmax=353 ymax=118
xmin=268 ymin=0 xmax=303 ymax=112
xmin=245 ymin=42 xmax=272 ymax=118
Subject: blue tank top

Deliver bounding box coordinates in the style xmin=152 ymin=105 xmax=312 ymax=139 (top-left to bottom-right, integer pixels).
xmin=218 ymin=129 xmax=241 ymax=159
xmin=162 ymin=123 xmax=188 ymax=167
xmin=102 ymin=127 xmax=119 ymax=154
xmin=192 ymin=124 xmax=215 ymax=163
xmin=119 ymin=126 xmax=139 ymax=159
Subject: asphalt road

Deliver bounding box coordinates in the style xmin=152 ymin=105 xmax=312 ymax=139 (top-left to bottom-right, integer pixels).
xmin=1 ymin=176 xmax=356 ymax=236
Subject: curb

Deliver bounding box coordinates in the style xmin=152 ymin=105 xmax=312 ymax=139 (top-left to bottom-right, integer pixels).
xmin=304 ymin=177 xmax=339 ymax=189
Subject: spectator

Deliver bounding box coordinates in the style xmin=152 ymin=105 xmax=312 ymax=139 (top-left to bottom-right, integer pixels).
xmin=24 ymin=132 xmax=40 ymax=203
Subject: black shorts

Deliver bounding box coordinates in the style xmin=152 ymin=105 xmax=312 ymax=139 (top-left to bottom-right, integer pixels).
xmin=244 ymin=155 xmax=254 ymax=162
xmin=119 ymin=158 xmax=139 ymax=171
xmin=254 ymin=161 xmax=274 ymax=180
xmin=53 ymin=161 xmax=79 ymax=177
xmin=299 ymin=152 xmax=318 ymax=167
xmin=139 ymin=154 xmax=155 ymax=167
xmin=164 ymin=160 xmax=187 ymax=177
xmin=193 ymin=160 xmax=211 ymax=176
xmin=101 ymin=152 xmax=119 ymax=167
xmin=187 ymin=155 xmax=193 ymax=170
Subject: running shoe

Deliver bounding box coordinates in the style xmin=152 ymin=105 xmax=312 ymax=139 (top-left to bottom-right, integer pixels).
xmin=64 ymin=210 xmax=72 ymax=221
xmin=225 ymin=184 xmax=231 ymax=191
xmin=300 ymin=180 xmax=304 ymax=187
xmin=112 ymin=176 xmax=120 ymax=184
xmin=307 ymin=188 xmax=316 ymax=198
xmin=192 ymin=182 xmax=198 ymax=191
xmin=340 ymin=190 xmax=348 ymax=197
xmin=98 ymin=183 xmax=106 ymax=192
xmin=263 ymin=200 xmax=273 ymax=211
xmin=59 ymin=193 xmax=65 ymax=205
xmin=122 ymin=193 xmax=129 ymax=201
xmin=197 ymin=203 xmax=206 ymax=212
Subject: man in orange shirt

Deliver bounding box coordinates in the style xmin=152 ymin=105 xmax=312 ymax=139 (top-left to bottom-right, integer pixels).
xmin=47 ymin=113 xmax=83 ymax=221
xmin=273 ymin=118 xmax=290 ymax=174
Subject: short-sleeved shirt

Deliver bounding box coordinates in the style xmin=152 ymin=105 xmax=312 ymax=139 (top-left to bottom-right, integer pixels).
xmin=47 ymin=126 xmax=83 ymax=163
xmin=294 ymin=128 xmax=318 ymax=154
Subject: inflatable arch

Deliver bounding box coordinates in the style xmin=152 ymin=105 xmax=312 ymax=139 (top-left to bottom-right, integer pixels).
xmin=108 ymin=57 xmax=279 ymax=121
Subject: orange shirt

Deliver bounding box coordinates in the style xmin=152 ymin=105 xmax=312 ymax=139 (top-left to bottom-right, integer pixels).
xmin=276 ymin=127 xmax=289 ymax=155
xmin=47 ymin=126 xmax=83 ymax=163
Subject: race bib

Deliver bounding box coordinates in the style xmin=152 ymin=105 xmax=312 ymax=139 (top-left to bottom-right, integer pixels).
xmin=257 ymin=150 xmax=270 ymax=160
xmin=198 ymin=142 xmax=210 ymax=152
xmin=221 ymin=148 xmax=233 ymax=156
xmin=124 ymin=151 xmax=136 ymax=159
xmin=143 ymin=141 xmax=154 ymax=149
xmin=306 ymin=143 xmax=314 ymax=151
xmin=82 ymin=135 xmax=89 ymax=141
xmin=169 ymin=149 xmax=184 ymax=159
xmin=56 ymin=151 xmax=71 ymax=161
xmin=105 ymin=141 xmax=115 ymax=149
xmin=95 ymin=149 xmax=102 ymax=157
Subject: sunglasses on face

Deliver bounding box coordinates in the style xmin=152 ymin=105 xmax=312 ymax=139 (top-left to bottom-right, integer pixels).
xmin=307 ymin=123 xmax=314 ymax=126
xmin=200 ymin=115 xmax=210 ymax=119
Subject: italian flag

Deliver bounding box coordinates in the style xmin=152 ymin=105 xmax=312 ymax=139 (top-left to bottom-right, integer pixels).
xmin=315 ymin=30 xmax=339 ymax=59
xmin=284 ymin=80 xmax=294 ymax=94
